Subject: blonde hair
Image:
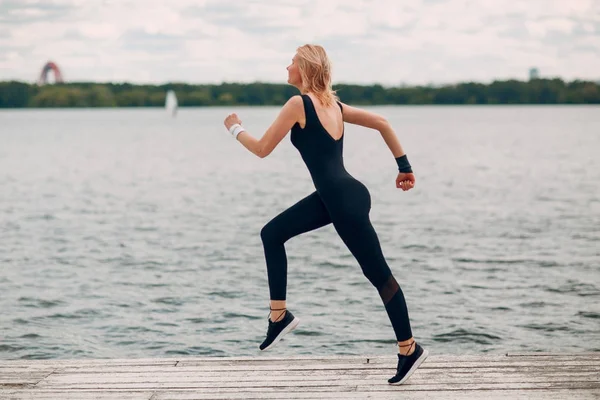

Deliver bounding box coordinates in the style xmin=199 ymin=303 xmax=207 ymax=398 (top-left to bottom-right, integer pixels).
xmin=296 ymin=44 xmax=339 ymax=107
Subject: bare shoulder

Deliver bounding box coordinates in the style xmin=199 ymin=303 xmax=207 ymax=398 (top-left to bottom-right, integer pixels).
xmin=277 ymin=95 xmax=303 ymax=123
xmin=284 ymin=95 xmax=303 ymax=110
xmin=339 ymin=102 xmax=387 ymax=130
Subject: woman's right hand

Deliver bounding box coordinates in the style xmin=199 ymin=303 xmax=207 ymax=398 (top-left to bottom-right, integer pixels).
xmin=396 ymin=172 xmax=415 ymax=191
xmin=224 ymin=113 xmax=242 ymax=131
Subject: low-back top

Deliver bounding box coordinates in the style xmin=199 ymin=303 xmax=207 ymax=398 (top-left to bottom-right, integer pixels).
xmin=291 ymin=95 xmax=348 ymax=191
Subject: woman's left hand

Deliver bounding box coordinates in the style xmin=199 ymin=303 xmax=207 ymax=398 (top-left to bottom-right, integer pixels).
xmin=224 ymin=113 xmax=242 ymax=130
xmin=396 ymin=172 xmax=415 ymax=191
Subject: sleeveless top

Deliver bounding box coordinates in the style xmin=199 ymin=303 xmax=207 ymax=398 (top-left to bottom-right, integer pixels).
xmin=290 ymin=95 xmax=352 ymax=195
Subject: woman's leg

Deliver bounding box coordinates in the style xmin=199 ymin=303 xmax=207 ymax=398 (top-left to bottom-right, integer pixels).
xmin=260 ymin=191 xmax=332 ymax=320
xmin=332 ymin=214 xmax=414 ymax=349
xmin=327 ymin=183 xmax=427 ymax=384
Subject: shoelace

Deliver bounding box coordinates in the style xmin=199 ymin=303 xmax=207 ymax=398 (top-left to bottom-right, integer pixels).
xmin=267 ymin=307 xmax=285 ymax=336
xmin=265 ymin=307 xmax=287 ymax=335
xmin=399 ymin=340 xmax=416 ymax=357
xmin=269 ymin=307 xmax=287 ymax=323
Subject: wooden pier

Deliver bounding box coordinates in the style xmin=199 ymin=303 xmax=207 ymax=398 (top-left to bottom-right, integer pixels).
xmin=1 ymin=352 xmax=599 ymax=399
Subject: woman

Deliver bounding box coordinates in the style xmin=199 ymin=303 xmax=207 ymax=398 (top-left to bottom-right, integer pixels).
xmin=223 ymin=44 xmax=428 ymax=385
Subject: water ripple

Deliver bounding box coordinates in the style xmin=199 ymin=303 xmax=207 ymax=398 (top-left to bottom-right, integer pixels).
xmin=577 ymin=311 xmax=600 ymax=319
xmin=432 ymin=329 xmax=503 ymax=345
xmin=18 ymin=297 xmax=65 ymax=308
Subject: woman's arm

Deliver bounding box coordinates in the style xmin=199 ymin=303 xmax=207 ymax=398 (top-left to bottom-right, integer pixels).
xmin=338 ymin=102 xmax=406 ymax=158
xmin=339 ymin=102 xmax=415 ymax=191
xmin=224 ymin=96 xmax=302 ymax=158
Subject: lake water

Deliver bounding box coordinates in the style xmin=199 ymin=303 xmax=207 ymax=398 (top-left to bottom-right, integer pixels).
xmin=1 ymin=105 xmax=599 ymax=360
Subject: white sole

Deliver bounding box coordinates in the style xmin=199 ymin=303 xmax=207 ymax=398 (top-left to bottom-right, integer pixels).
xmin=260 ymin=317 xmax=300 ymax=351
xmin=389 ymin=348 xmax=429 ymax=386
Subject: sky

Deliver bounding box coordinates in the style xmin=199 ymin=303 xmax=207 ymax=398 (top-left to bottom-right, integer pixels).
xmin=0 ymin=0 xmax=599 ymax=86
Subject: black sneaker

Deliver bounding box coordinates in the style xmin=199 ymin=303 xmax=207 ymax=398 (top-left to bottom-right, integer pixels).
xmin=259 ymin=310 xmax=300 ymax=351
xmin=388 ymin=342 xmax=429 ymax=385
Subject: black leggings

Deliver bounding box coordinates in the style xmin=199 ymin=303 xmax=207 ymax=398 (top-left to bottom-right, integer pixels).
xmin=260 ymin=191 xmax=413 ymax=342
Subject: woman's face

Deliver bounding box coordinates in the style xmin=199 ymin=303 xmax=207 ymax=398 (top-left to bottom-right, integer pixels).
xmin=287 ymin=54 xmax=302 ymax=88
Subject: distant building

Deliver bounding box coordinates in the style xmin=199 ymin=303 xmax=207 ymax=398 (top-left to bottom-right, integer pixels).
xmin=529 ymin=68 xmax=540 ymax=80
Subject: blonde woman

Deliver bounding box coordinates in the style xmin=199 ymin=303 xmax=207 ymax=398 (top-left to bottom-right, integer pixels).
xmin=224 ymin=44 xmax=427 ymax=385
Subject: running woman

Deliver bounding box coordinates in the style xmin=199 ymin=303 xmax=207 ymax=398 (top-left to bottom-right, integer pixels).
xmin=223 ymin=44 xmax=428 ymax=385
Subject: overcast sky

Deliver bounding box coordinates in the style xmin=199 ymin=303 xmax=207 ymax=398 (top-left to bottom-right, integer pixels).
xmin=1 ymin=0 xmax=599 ymax=86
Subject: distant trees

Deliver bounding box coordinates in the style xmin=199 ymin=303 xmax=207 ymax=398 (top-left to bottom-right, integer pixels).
xmin=0 ymin=78 xmax=598 ymax=108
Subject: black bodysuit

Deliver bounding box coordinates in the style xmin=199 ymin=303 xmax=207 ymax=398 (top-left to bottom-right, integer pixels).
xmin=260 ymin=94 xmax=412 ymax=341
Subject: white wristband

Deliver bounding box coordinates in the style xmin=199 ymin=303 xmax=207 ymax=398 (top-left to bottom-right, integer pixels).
xmin=228 ymin=123 xmax=240 ymax=135
xmin=228 ymin=123 xmax=245 ymax=139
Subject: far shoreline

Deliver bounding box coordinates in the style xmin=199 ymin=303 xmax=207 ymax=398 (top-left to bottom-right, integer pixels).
xmin=1 ymin=78 xmax=599 ymax=108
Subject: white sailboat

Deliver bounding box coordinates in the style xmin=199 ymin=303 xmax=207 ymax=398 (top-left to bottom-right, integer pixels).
xmin=165 ymin=90 xmax=178 ymax=117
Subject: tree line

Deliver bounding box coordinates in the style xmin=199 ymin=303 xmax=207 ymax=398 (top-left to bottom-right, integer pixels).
xmin=1 ymin=78 xmax=599 ymax=108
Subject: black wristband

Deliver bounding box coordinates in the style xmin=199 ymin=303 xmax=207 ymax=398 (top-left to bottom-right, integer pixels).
xmin=395 ymin=154 xmax=412 ymax=173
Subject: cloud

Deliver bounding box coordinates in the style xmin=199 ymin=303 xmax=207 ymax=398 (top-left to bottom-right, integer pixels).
xmin=0 ymin=0 xmax=599 ymax=85
xmin=0 ymin=27 xmax=11 ymax=39
xmin=0 ymin=0 xmax=75 ymax=24
xmin=120 ymin=30 xmax=184 ymax=54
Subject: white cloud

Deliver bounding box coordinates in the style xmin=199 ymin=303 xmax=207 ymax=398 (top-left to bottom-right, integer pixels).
xmin=526 ymin=18 xmax=577 ymax=37
xmin=77 ymin=23 xmax=120 ymax=40
xmin=0 ymin=0 xmax=599 ymax=85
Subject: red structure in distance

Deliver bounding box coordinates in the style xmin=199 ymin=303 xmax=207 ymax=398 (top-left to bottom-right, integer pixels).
xmin=38 ymin=61 xmax=64 ymax=85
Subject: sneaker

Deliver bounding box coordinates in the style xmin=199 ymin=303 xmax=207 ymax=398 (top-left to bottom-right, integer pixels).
xmin=388 ymin=342 xmax=429 ymax=385
xmin=259 ymin=310 xmax=300 ymax=351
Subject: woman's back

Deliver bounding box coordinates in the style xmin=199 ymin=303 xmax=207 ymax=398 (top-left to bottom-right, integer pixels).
xmin=298 ymin=93 xmax=344 ymax=141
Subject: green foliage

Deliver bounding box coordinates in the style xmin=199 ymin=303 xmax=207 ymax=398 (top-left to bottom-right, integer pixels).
xmin=0 ymin=81 xmax=35 ymax=107
xmin=1 ymin=79 xmax=599 ymax=108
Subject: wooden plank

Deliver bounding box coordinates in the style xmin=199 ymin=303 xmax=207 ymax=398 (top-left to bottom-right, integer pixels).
xmin=0 ymin=367 xmax=55 ymax=387
xmin=173 ymin=354 xmax=600 ymax=366
xmin=33 ymin=370 xmax=600 ymax=386
xmin=45 ymin=365 xmax=599 ymax=378
xmin=151 ymin=389 xmax=600 ymax=400
xmin=0 ymin=373 xmax=53 ymax=382
xmin=43 ymin=365 xmax=600 ymax=377
xmin=60 ymin=359 xmax=600 ymax=370
xmin=62 ymin=360 xmax=598 ymax=372
xmin=506 ymin=351 xmax=600 ymax=359
xmin=215 ymin=354 xmax=585 ymax=364
xmin=0 ymin=391 xmax=153 ymax=400
xmin=2 ymin=353 xmax=596 ymax=369
xmin=175 ymin=353 xmax=600 ymax=366
xmin=29 ymin=379 xmax=600 ymax=391
xmin=355 ymin=381 xmax=600 ymax=391
xmin=30 ymin=354 xmax=594 ymax=369
xmin=8 ymin=379 xmax=600 ymax=392
xmin=1 ymin=352 xmax=596 ymax=369
xmin=0 ymin=359 xmax=178 ymax=367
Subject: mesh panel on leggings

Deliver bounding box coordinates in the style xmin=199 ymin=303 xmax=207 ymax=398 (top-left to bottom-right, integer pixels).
xmin=378 ymin=275 xmax=400 ymax=305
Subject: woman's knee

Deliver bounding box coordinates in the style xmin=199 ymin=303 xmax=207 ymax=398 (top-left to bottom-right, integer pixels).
xmin=260 ymin=220 xmax=283 ymax=244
